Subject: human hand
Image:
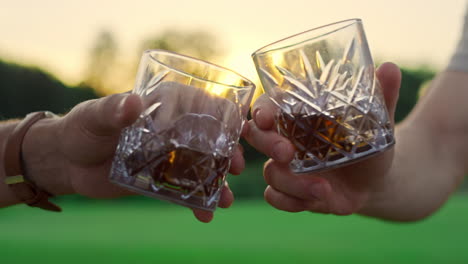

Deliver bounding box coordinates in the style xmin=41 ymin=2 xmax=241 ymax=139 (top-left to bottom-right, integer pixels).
xmin=22 ymin=93 xmax=245 ymax=222
xmin=244 ymin=62 xmax=401 ymax=215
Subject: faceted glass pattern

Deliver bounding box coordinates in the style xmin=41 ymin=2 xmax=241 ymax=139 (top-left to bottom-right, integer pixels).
xmin=253 ymin=19 xmax=394 ymax=173
xmin=110 ymin=50 xmax=254 ymax=211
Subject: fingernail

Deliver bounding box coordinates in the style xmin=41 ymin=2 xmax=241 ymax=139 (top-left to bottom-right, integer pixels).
xmin=253 ymin=108 xmax=261 ymax=121
xmin=117 ymin=95 xmax=128 ymax=118
xmin=238 ymin=143 xmax=244 ymax=154
xmin=241 ymin=120 xmax=250 ymax=136
xmin=310 ymin=183 xmax=323 ymax=200
xmin=272 ymin=141 xmax=287 ymax=162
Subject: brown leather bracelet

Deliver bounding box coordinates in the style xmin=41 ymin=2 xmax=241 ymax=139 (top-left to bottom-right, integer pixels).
xmin=3 ymin=111 xmax=61 ymax=212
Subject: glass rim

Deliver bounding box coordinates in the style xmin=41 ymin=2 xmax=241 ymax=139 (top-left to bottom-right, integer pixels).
xmin=145 ymin=49 xmax=255 ymax=91
xmin=252 ymin=18 xmax=362 ymax=57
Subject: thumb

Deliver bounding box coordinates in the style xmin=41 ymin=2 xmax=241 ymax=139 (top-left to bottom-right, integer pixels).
xmin=78 ymin=93 xmax=143 ymax=137
xmin=376 ymin=62 xmax=401 ymax=123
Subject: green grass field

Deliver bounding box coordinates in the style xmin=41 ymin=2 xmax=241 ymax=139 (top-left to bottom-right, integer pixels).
xmin=1 ymin=195 xmax=468 ymax=264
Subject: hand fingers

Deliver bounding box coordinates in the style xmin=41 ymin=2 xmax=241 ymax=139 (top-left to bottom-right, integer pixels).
xmin=264 ymin=185 xmax=334 ymax=214
xmin=252 ymin=94 xmax=277 ymax=130
xmin=61 ymin=94 xmax=143 ymax=165
xmin=192 ymin=209 xmax=213 ymax=223
xmin=77 ymin=93 xmax=143 ymax=137
xmin=247 ymin=94 xmax=295 ymax=163
xmin=218 ymin=183 xmax=234 ymax=208
xmin=376 ymin=62 xmax=401 ymax=123
xmin=240 ymin=119 xmax=250 ymax=137
xmin=263 ymin=160 xmax=359 ymax=215
xmin=192 ymin=183 xmax=233 ymax=223
xmin=229 ymin=144 xmax=245 ymax=175
xmin=243 ymin=120 xmax=295 ymax=163
xmin=263 ymin=160 xmax=325 ymax=201
xmin=264 ymin=186 xmax=306 ymax=212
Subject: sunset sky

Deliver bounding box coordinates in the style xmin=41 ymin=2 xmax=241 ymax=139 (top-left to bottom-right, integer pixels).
xmin=0 ymin=0 xmax=466 ymax=89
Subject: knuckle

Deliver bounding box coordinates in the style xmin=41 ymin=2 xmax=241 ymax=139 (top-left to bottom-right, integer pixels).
xmin=263 ymin=187 xmax=275 ymax=205
xmin=263 ymin=160 xmax=276 ymax=184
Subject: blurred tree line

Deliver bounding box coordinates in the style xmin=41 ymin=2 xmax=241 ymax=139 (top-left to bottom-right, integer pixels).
xmin=0 ymin=29 xmax=438 ymax=200
xmin=0 ymin=60 xmax=98 ymax=119
xmin=83 ymin=29 xmax=223 ymax=94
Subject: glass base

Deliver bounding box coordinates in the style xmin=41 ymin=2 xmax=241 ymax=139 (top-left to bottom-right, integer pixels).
xmin=109 ymin=177 xmax=220 ymax=212
xmin=290 ymin=140 xmax=395 ymax=174
xmin=108 ymin=114 xmax=233 ymax=212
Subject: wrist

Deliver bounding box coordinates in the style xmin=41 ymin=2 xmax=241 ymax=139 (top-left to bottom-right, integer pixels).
xmin=357 ymin=123 xmax=459 ymax=222
xmin=356 ymin=128 xmax=402 ymax=219
xmin=357 ymin=172 xmax=398 ymax=219
xmin=0 ymin=121 xmax=22 ymax=206
xmin=22 ymin=115 xmax=74 ymax=196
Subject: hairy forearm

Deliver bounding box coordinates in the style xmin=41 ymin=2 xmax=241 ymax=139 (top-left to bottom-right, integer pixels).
xmin=361 ymin=71 xmax=468 ymax=221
